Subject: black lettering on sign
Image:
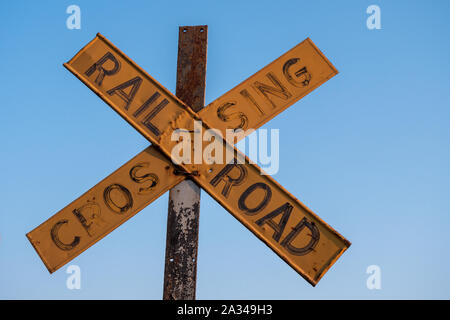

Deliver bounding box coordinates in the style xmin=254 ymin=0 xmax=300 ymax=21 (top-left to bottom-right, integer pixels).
xmin=72 ymin=202 xmax=101 ymax=237
xmin=240 ymin=89 xmax=265 ymax=116
xmin=280 ymin=217 xmax=320 ymax=256
xmin=50 ymin=220 xmax=80 ymax=251
xmin=103 ymin=183 xmax=133 ymax=214
xmin=210 ymin=163 xmax=247 ymax=198
xmin=133 ymin=92 xmax=160 ymax=117
xmin=238 ymin=182 xmax=272 ymax=215
xmin=106 ymin=76 xmax=143 ymax=110
xmin=252 ymin=72 xmax=292 ymax=108
xmin=217 ymin=101 xmax=248 ymax=131
xmin=129 ymin=162 xmax=159 ymax=194
xmin=140 ymin=97 xmax=169 ymax=136
xmin=282 ymin=58 xmax=311 ymax=87
xmin=84 ymin=52 xmax=120 ymax=86
xmin=256 ymin=202 xmax=293 ymax=242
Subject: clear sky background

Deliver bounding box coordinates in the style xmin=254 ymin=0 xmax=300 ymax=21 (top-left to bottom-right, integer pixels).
xmin=1 ymin=0 xmax=449 ymax=299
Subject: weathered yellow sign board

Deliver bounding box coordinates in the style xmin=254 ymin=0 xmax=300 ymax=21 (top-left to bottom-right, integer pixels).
xmin=27 ymin=147 xmax=184 ymax=273
xmin=57 ymin=34 xmax=348 ymax=284
xmin=27 ymin=33 xmax=349 ymax=285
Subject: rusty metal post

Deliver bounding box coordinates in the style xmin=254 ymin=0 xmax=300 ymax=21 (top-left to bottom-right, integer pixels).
xmin=163 ymin=25 xmax=207 ymax=300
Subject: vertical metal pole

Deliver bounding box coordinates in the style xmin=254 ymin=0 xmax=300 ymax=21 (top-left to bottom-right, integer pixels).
xmin=163 ymin=25 xmax=207 ymax=300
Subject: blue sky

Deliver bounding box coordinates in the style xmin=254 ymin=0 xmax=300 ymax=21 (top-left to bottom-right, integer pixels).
xmin=1 ymin=0 xmax=449 ymax=299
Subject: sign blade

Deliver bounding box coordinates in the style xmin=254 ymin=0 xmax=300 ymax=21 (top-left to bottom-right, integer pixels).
xmin=198 ymin=37 xmax=338 ymax=134
xmin=27 ymin=147 xmax=183 ymax=273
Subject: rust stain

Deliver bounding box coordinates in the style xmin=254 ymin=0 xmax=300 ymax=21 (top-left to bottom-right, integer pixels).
xmin=176 ymin=25 xmax=207 ymax=112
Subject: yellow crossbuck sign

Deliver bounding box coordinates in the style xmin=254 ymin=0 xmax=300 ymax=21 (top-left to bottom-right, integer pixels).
xmin=27 ymin=33 xmax=350 ymax=286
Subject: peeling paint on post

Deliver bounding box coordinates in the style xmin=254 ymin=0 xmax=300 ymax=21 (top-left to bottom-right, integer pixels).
xmin=164 ymin=180 xmax=201 ymax=300
xmin=163 ymin=25 xmax=207 ymax=300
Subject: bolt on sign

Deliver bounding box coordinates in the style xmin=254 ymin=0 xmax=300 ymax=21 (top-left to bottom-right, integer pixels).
xmin=27 ymin=33 xmax=350 ymax=286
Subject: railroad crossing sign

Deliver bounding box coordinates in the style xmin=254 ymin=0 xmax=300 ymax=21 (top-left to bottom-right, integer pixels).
xmin=27 ymin=33 xmax=350 ymax=286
